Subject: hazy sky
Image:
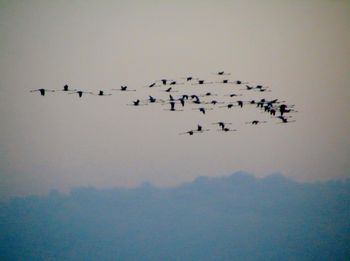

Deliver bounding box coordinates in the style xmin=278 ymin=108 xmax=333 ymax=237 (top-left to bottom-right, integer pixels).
xmin=1 ymin=0 xmax=349 ymax=199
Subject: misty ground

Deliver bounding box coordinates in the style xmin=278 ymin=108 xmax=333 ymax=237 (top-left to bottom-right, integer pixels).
xmin=1 ymin=172 xmax=349 ymax=260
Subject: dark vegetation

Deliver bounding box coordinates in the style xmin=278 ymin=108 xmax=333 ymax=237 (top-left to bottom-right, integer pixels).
xmin=1 ymin=172 xmax=349 ymax=260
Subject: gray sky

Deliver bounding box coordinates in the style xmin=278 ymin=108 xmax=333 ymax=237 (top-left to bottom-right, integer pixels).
xmin=1 ymin=0 xmax=349 ymax=199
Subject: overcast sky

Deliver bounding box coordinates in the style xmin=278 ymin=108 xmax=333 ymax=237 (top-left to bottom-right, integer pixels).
xmin=0 ymin=0 xmax=349 ymax=199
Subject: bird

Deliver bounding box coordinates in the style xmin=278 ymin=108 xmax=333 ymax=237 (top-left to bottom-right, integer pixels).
xmin=279 ymin=104 xmax=296 ymax=116
xmin=256 ymin=99 xmax=266 ymax=108
xmin=168 ymin=94 xmax=175 ymax=102
xmin=127 ymin=99 xmax=142 ymax=106
xmin=205 ymin=100 xmax=224 ymax=105
xmin=163 ymin=87 xmax=178 ymax=93
xmin=30 ymin=88 xmax=55 ymax=96
xmin=242 ymin=85 xmax=255 ymax=91
xmin=277 ymin=115 xmax=296 ymax=124
xmin=112 ymin=86 xmax=136 ymax=92
xmin=220 ymin=127 xmax=237 ymax=132
xmin=186 ymin=130 xmax=195 ymax=135
xmin=149 ymin=96 xmax=156 ymax=103
xmin=219 ymin=103 xmax=235 ymax=109
xmin=199 ymin=92 xmax=217 ymax=97
xmin=178 ymin=97 xmax=186 ymax=107
xmin=148 ymin=96 xmax=158 ymax=103
xmin=68 ymin=90 xmax=93 ymax=98
xmin=164 ymin=101 xmax=183 ymax=111
xmin=94 ymin=90 xmax=112 ymax=96
xmin=192 ymin=80 xmax=213 ymax=85
xmin=213 ymin=71 xmax=230 ymax=75
xmin=213 ymin=122 xmax=232 ymax=130
xmin=246 ymin=120 xmax=267 ymax=125
xmin=170 ymin=101 xmax=176 ymax=111
xmin=159 ymin=79 xmax=175 ymax=85
xmin=190 ymin=95 xmax=201 ymax=104
xmin=179 ymin=130 xmax=195 ymax=136
xmin=169 ymin=81 xmax=184 ymax=86
xmin=147 ymin=82 xmax=157 ymax=88
xmin=217 ymin=79 xmax=231 ymax=84
xmin=57 ymin=84 xmax=76 ymax=92
xmin=182 ymin=76 xmax=199 ymax=81
xmin=233 ymin=80 xmax=248 ymax=85
xmin=193 ymin=107 xmax=213 ymax=115
xmin=224 ymin=93 xmax=242 ymax=97
xmin=255 ymin=88 xmax=271 ymax=92
xmin=196 ymin=124 xmax=209 ymax=132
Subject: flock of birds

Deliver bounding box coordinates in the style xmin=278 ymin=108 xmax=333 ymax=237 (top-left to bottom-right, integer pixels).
xmin=30 ymin=71 xmax=297 ymax=135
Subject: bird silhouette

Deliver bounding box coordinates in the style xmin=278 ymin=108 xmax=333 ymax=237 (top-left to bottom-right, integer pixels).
xmin=30 ymin=88 xmax=55 ymax=96
xmin=205 ymin=100 xmax=224 ymax=105
xmin=213 ymin=71 xmax=231 ymax=75
xmin=219 ymin=103 xmax=235 ymax=109
xmin=221 ymin=127 xmax=237 ymax=132
xmin=216 ymin=79 xmax=232 ymax=84
xmin=193 ymin=107 xmax=213 ymax=115
xmin=179 ymin=130 xmax=195 ymax=135
xmin=192 ymin=80 xmax=213 ymax=85
xmin=147 ymin=82 xmax=157 ymax=88
xmin=164 ymin=101 xmax=183 ymax=111
xmin=68 ymin=90 xmax=93 ymax=98
xmin=57 ymin=84 xmax=76 ymax=92
xmin=279 ymin=104 xmax=296 ymax=116
xmin=190 ymin=95 xmax=201 ymax=104
xmin=246 ymin=120 xmax=267 ymax=125
xmin=159 ymin=79 xmax=175 ymax=85
xmin=94 ymin=90 xmax=112 ymax=96
xmin=145 ymin=96 xmax=161 ymax=104
xmin=178 ymin=97 xmax=186 ymax=107
xmin=237 ymin=100 xmax=244 ymax=108
xmin=276 ymin=115 xmax=296 ymax=123
xmin=213 ymin=122 xmax=232 ymax=130
xmin=199 ymin=92 xmax=218 ymax=97
xmin=149 ymin=96 xmax=156 ymax=103
xmin=196 ymin=124 xmax=210 ymax=132
xmin=224 ymin=93 xmax=242 ymax=97
xmin=169 ymin=80 xmax=184 ymax=86
xmin=182 ymin=76 xmax=199 ymax=81
xmin=242 ymin=85 xmax=255 ymax=91
xmin=163 ymin=87 xmax=178 ymax=93
xmin=112 ymin=86 xmax=136 ymax=92
xmin=127 ymin=99 xmax=143 ymax=106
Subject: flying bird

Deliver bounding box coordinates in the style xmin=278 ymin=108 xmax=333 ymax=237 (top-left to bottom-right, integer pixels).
xmin=163 ymin=87 xmax=178 ymax=93
xmin=68 ymin=90 xmax=93 ymax=98
xmin=179 ymin=130 xmax=195 ymax=136
xmin=112 ymin=86 xmax=136 ymax=92
xmin=94 ymin=90 xmax=112 ymax=96
xmin=193 ymin=107 xmax=213 ymax=115
xmin=57 ymin=84 xmax=76 ymax=92
xmin=196 ymin=124 xmax=209 ymax=132
xmin=30 ymin=88 xmax=55 ymax=96
xmin=246 ymin=120 xmax=267 ymax=125
xmin=213 ymin=71 xmax=231 ymax=75
xmin=192 ymin=80 xmax=213 ymax=85
xmin=277 ymin=115 xmax=296 ymax=124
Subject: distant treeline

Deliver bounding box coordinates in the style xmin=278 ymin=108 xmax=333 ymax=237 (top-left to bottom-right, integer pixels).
xmin=1 ymin=172 xmax=349 ymax=261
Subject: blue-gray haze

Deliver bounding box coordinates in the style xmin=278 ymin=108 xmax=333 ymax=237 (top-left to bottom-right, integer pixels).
xmin=1 ymin=172 xmax=349 ymax=261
